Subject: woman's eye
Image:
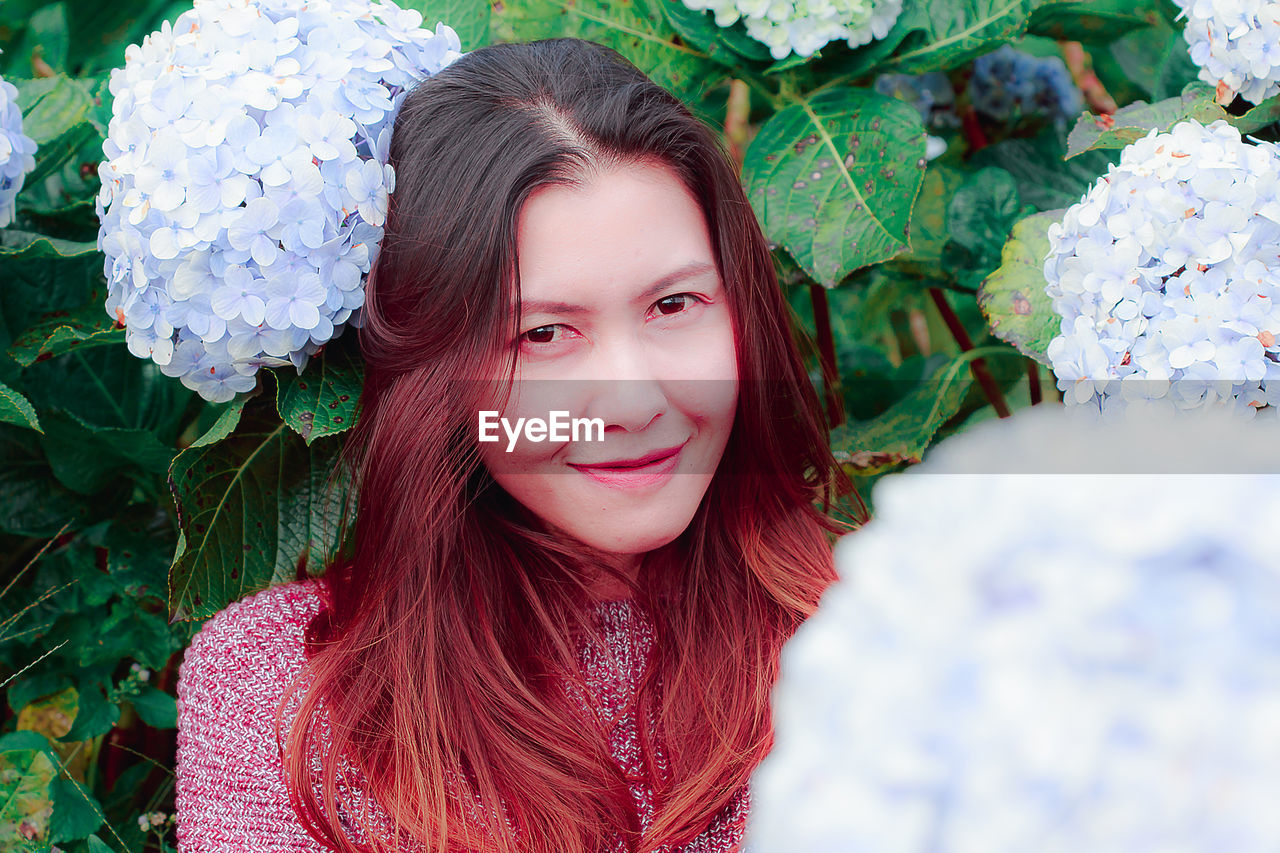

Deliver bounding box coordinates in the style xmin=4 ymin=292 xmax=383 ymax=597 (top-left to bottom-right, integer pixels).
xmin=521 ymin=325 xmax=560 ymax=345
xmin=654 ymin=293 xmax=705 ymax=316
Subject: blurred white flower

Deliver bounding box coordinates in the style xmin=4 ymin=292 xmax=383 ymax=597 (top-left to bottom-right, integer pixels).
xmin=1043 ymin=119 xmax=1280 ymax=417
xmin=1172 ymin=0 xmax=1280 ymax=105
xmin=0 ymin=65 xmax=38 ymax=228
xmin=97 ymin=0 xmax=465 ymax=402
xmin=748 ymin=404 xmax=1280 ymax=853
xmin=680 ymin=0 xmax=903 ymax=60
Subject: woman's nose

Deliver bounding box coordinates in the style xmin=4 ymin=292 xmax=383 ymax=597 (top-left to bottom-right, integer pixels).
xmin=581 ymin=334 xmax=667 ymax=433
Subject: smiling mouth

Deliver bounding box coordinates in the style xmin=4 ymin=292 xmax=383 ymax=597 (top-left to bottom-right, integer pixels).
xmin=568 ymin=442 xmax=686 ymax=471
xmin=566 ymin=441 xmax=687 ymax=489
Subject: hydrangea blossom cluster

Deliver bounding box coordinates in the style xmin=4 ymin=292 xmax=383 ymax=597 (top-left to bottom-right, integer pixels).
xmin=1171 ymin=0 xmax=1280 ymax=105
xmin=1044 ymin=119 xmax=1280 ymax=416
xmin=96 ymin=0 xmax=463 ymax=403
xmin=679 ymin=0 xmax=904 ymax=60
xmin=967 ymin=44 xmax=1083 ymax=126
xmin=1 ymin=66 xmax=39 ymax=229
xmin=747 ymin=405 xmax=1280 ymax=852
xmin=874 ymin=71 xmax=958 ymax=160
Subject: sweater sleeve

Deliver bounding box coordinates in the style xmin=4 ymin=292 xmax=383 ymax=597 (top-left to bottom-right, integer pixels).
xmin=174 ymin=578 xmax=332 ymax=852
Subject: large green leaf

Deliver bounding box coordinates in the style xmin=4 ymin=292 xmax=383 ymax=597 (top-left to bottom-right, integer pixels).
xmin=399 ymin=0 xmax=491 ymax=51
xmin=489 ymin=0 xmax=728 ymax=113
xmin=1108 ymin=14 xmax=1201 ymax=102
xmin=49 ymin=775 xmax=104 ymax=843
xmin=657 ymin=0 xmax=775 ymax=68
xmin=743 ymin=88 xmax=928 ymax=286
xmin=0 ymin=731 xmax=57 ymax=852
xmin=0 ymin=425 xmax=111 ymax=537
xmin=166 ymin=393 xmax=349 ymax=622
xmin=877 ymin=0 xmax=1036 ymax=74
xmin=1067 ymin=82 xmax=1280 ymax=157
xmin=273 ymin=332 xmax=363 ymax=445
xmin=10 ymin=74 xmax=93 ymax=146
xmin=1026 ymin=0 xmax=1162 ymax=43
xmin=977 ymin=209 xmax=1063 ymax=365
xmin=882 ymin=161 xmax=965 ymax=278
xmin=0 ymin=231 xmax=104 ymax=386
xmin=971 ymin=126 xmax=1119 ymax=211
xmin=830 ymin=351 xmax=979 ymax=474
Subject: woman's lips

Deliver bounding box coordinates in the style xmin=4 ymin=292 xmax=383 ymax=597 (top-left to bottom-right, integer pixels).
xmin=567 ymin=442 xmax=685 ymax=489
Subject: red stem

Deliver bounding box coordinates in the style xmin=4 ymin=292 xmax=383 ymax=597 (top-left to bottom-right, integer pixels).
xmin=809 ymin=283 xmax=845 ymax=428
xmin=1027 ymin=358 xmax=1042 ymax=405
xmin=927 ymin=287 xmax=1011 ymax=418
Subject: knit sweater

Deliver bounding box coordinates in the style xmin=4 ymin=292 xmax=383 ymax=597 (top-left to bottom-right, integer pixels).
xmin=175 ymin=577 xmax=751 ymax=852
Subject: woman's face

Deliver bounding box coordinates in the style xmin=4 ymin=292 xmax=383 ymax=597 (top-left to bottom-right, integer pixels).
xmin=476 ymin=159 xmax=739 ymax=569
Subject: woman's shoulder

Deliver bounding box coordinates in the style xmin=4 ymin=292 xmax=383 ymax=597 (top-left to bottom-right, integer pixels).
xmin=176 ymin=576 xmax=329 ymax=725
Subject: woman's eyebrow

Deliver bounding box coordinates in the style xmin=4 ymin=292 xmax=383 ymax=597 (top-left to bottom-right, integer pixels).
xmin=519 ymin=260 xmax=717 ymax=315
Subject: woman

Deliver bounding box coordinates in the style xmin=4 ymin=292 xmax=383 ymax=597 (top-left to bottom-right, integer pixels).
xmin=175 ymin=36 xmax=857 ymax=853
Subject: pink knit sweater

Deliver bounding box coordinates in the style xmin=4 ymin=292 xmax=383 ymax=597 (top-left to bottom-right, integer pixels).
xmin=175 ymin=577 xmax=751 ymax=852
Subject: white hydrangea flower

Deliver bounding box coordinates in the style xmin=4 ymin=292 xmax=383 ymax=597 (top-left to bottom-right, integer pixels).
xmin=96 ymin=0 xmax=464 ymax=403
xmin=1043 ymin=119 xmax=1280 ymax=418
xmin=681 ymin=0 xmax=903 ymax=60
xmin=1171 ymin=0 xmax=1280 ymax=105
xmin=747 ymin=404 xmax=1280 ymax=853
xmin=0 ymin=62 xmax=39 ymax=229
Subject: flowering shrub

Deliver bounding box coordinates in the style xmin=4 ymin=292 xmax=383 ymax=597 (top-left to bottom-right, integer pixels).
xmin=678 ymin=0 xmax=904 ymax=60
xmin=0 ymin=68 xmax=38 ymax=228
xmin=747 ymin=405 xmax=1280 ymax=851
xmin=1043 ymin=119 xmax=1280 ymax=416
xmin=1172 ymin=0 xmax=1280 ymax=105
xmin=967 ymin=44 xmax=1083 ymax=126
xmin=96 ymin=0 xmax=464 ymax=402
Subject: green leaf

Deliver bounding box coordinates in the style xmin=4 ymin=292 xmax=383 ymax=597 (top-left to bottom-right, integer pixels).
xmin=977 ymin=209 xmax=1063 ymax=365
xmin=8 ymin=2 xmax=71 ymax=75
xmin=1066 ymin=82 xmax=1280 ymax=157
xmin=50 ymin=776 xmax=104 ymax=843
xmin=398 ymin=0 xmax=491 ymax=51
xmin=881 ymin=161 xmax=966 ymax=282
xmin=1108 ymin=14 xmax=1201 ymax=101
xmin=0 ymin=733 xmax=56 ymax=852
xmin=86 ymin=834 xmax=116 ymax=852
xmin=273 ymin=332 xmax=363 ymax=445
xmin=0 ymin=425 xmax=110 ymax=537
xmin=830 ymin=351 xmax=979 ymax=474
xmin=878 ymin=0 xmax=1036 ymax=74
xmin=10 ymin=74 xmax=93 ymax=145
xmin=105 ymin=505 xmax=175 ymax=603
xmin=1026 ymin=0 xmax=1162 ymax=43
xmin=58 ymin=680 xmax=118 ymax=741
xmin=0 ymin=379 xmax=41 ymax=432
xmin=127 ymin=685 xmax=177 ymax=729
xmin=167 ymin=394 xmax=350 ymax=621
xmin=8 ymin=287 xmax=124 ymax=368
xmin=489 ymin=0 xmax=728 ymax=113
xmin=946 ymin=166 xmax=1026 ymax=266
xmin=970 ymin=125 xmax=1119 ymax=212
xmin=0 ymin=231 xmax=103 ymax=384
xmin=60 ymin=0 xmax=192 ymax=75
xmin=743 ymin=88 xmax=928 ymax=286
xmin=656 ymin=0 xmax=775 ymax=67
xmin=189 ymin=396 xmax=248 ymax=449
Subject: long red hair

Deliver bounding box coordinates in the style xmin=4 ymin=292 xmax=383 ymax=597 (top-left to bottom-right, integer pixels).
xmin=276 ymin=36 xmax=860 ymax=853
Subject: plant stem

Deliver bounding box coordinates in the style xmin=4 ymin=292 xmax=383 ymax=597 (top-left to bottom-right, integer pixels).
xmin=809 ymin=283 xmax=845 ymax=428
xmin=927 ymin=287 xmax=1011 ymax=418
xmin=1027 ymin=358 xmax=1042 ymax=405
xmin=724 ymin=79 xmax=751 ymax=173
xmin=1060 ymin=40 xmax=1117 ymax=115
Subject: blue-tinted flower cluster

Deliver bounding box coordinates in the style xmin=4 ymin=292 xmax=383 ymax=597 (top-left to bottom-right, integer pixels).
xmin=680 ymin=0 xmax=903 ymax=60
xmin=1044 ymin=119 xmax=1280 ymax=416
xmin=1 ymin=67 xmax=38 ymax=229
xmin=747 ymin=404 xmax=1280 ymax=852
xmin=967 ymin=45 xmax=1083 ymax=126
xmin=96 ymin=0 xmax=463 ymax=403
xmin=1172 ymin=0 xmax=1280 ymax=105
